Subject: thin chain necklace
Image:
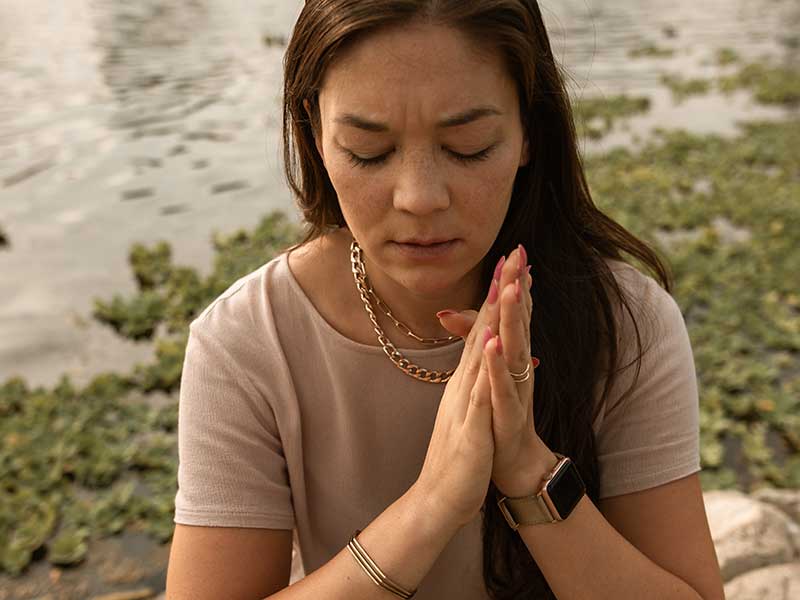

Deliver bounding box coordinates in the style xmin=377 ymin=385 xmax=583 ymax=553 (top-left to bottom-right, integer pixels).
xmin=350 ymin=240 xmax=459 ymax=384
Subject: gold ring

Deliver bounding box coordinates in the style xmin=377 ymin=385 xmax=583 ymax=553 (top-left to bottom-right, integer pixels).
xmin=510 ymin=362 xmax=531 ymax=383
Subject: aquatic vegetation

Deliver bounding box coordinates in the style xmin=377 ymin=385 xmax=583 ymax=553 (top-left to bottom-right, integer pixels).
xmin=93 ymin=211 xmax=302 ymax=343
xmin=716 ymin=48 xmax=740 ymax=66
xmin=585 ymin=118 xmax=800 ymax=493
xmin=573 ymin=94 xmax=651 ymax=139
xmin=719 ymin=62 xmax=800 ymax=106
xmin=2 ymin=118 xmax=799 ymax=575
xmin=629 ymin=43 xmax=675 ymax=58
xmin=660 ymin=74 xmax=712 ymax=102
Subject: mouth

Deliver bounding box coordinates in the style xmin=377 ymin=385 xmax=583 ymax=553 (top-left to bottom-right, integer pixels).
xmin=391 ymin=239 xmax=460 ymax=259
xmin=395 ymin=238 xmax=456 ymax=246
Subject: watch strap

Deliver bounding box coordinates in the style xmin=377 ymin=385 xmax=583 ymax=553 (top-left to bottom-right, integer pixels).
xmin=496 ymin=452 xmax=569 ymax=529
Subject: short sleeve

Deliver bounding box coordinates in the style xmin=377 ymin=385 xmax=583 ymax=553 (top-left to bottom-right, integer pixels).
xmin=596 ymin=274 xmax=701 ymax=499
xmin=173 ymin=318 xmax=295 ymax=529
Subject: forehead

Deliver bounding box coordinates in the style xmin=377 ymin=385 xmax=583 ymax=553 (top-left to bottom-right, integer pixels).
xmin=318 ymin=21 xmax=519 ymax=122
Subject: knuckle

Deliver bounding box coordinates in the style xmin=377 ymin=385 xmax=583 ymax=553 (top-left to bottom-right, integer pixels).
xmin=465 ymin=359 xmax=480 ymax=379
xmin=469 ymin=386 xmax=486 ymax=407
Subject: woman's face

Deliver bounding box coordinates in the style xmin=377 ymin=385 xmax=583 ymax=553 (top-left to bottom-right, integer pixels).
xmin=311 ymin=21 xmax=529 ymax=296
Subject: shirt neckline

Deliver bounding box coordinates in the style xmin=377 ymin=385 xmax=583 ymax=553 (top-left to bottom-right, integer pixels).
xmin=277 ymin=250 xmax=465 ymax=358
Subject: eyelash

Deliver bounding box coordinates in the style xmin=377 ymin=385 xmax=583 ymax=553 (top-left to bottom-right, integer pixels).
xmin=346 ymin=145 xmax=496 ymax=168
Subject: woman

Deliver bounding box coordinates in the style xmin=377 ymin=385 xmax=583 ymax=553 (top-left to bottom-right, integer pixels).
xmin=166 ymin=1 xmax=725 ymax=599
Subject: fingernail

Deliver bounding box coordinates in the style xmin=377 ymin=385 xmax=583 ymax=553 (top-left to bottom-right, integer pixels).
xmin=531 ymin=356 xmax=540 ymax=369
xmin=493 ymin=255 xmax=506 ymax=282
xmin=487 ymin=278 xmax=499 ymax=304
xmin=517 ymin=244 xmax=527 ymax=275
xmin=495 ymin=334 xmax=503 ymax=356
xmin=436 ymin=309 xmax=458 ymax=319
xmin=483 ymin=325 xmax=493 ymax=349
xmin=514 ymin=278 xmax=521 ymax=302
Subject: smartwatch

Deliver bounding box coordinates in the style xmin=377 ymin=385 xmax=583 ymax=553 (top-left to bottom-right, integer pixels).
xmin=496 ymin=453 xmax=586 ymax=529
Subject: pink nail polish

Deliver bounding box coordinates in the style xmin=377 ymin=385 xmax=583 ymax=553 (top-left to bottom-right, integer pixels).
xmin=487 ymin=278 xmax=499 ymax=304
xmin=483 ymin=326 xmax=493 ymax=349
xmin=493 ymin=255 xmax=506 ymax=282
xmin=517 ymin=244 xmax=527 ymax=274
xmin=495 ymin=334 xmax=503 ymax=356
xmin=436 ymin=309 xmax=458 ymax=319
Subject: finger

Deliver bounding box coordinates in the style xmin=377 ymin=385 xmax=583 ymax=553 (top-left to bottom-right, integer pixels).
xmin=457 ymin=265 xmax=505 ymax=395
xmin=437 ymin=309 xmax=478 ymax=338
xmin=485 ymin=334 xmax=528 ymax=437
xmin=498 ymin=266 xmax=534 ymax=415
xmin=463 ymin=335 xmax=495 ymax=443
xmin=522 ymin=269 xmax=532 ymax=348
xmin=460 ymin=247 xmax=526 ymax=391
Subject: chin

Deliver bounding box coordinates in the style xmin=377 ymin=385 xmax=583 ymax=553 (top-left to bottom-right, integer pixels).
xmin=395 ymin=270 xmax=460 ymax=296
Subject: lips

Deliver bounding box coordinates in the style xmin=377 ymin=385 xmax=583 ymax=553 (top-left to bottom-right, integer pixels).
xmin=396 ymin=238 xmax=454 ymax=245
xmin=391 ymin=239 xmax=459 ymax=260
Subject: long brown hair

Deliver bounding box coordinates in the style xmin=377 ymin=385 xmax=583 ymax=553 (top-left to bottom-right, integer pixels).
xmin=282 ymin=1 xmax=671 ymax=597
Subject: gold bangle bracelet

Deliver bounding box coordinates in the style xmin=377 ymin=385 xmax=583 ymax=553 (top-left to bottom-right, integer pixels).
xmin=347 ymin=529 xmax=416 ymax=598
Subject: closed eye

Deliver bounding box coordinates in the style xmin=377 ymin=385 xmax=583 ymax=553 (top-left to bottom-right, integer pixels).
xmin=346 ymin=144 xmax=497 ymax=168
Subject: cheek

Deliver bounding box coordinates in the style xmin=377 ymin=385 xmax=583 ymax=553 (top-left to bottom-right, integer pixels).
xmin=456 ymin=154 xmax=519 ymax=222
xmin=325 ymin=162 xmax=386 ymax=227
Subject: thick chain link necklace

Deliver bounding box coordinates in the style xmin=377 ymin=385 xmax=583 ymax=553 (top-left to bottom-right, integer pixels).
xmin=349 ymin=240 xmax=459 ymax=384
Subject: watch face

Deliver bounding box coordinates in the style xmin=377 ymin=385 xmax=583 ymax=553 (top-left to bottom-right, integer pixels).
xmin=547 ymin=460 xmax=586 ymax=518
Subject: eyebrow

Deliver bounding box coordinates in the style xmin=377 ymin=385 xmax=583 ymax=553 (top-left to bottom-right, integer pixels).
xmin=333 ymin=106 xmax=503 ymax=132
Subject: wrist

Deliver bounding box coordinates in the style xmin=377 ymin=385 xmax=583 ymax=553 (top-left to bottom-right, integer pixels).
xmin=494 ymin=440 xmax=559 ymax=499
xmin=405 ymin=481 xmax=466 ymax=538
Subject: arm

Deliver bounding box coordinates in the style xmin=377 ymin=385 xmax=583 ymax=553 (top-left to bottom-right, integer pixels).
xmin=505 ymin=441 xmax=724 ymax=600
xmin=267 ymin=483 xmax=462 ymax=599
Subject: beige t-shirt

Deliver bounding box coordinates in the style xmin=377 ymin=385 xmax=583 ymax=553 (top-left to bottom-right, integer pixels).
xmin=173 ymin=250 xmax=701 ymax=598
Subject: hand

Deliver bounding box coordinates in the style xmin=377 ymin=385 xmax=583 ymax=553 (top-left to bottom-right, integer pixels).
xmin=438 ymin=246 xmax=549 ymax=498
xmin=414 ymin=255 xmax=521 ymax=528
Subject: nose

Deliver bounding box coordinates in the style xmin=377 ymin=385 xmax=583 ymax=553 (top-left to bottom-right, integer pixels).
xmin=392 ymin=151 xmax=450 ymax=216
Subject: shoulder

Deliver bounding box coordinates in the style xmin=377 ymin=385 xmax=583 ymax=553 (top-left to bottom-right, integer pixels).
xmin=188 ymin=254 xmax=289 ymax=351
xmin=602 ymin=257 xmax=684 ymax=347
xmin=596 ymin=257 xmax=695 ymax=415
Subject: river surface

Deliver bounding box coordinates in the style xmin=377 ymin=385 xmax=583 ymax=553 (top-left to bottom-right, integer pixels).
xmin=0 ymin=0 xmax=797 ymax=387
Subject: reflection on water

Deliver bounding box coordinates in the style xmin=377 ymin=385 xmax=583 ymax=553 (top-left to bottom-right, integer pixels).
xmin=0 ymin=0 xmax=797 ymax=385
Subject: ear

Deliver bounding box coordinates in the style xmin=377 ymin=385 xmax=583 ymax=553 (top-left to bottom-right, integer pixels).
xmin=303 ymin=98 xmax=324 ymax=160
xmin=519 ymin=135 xmax=530 ymax=167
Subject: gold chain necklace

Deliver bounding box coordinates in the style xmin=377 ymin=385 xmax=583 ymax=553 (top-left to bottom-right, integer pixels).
xmin=350 ymin=240 xmax=458 ymax=384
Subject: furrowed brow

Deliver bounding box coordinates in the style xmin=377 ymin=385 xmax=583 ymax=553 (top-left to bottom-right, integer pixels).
xmin=334 ymin=106 xmax=502 ymax=132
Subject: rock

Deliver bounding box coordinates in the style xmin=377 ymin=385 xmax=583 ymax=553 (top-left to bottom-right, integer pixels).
xmin=290 ymin=542 xmax=305 ymax=585
xmin=752 ymin=487 xmax=800 ymax=524
xmin=0 ymin=225 xmax=8 ymax=248
xmin=724 ymin=562 xmax=800 ymax=600
xmin=704 ymin=490 xmax=800 ymax=582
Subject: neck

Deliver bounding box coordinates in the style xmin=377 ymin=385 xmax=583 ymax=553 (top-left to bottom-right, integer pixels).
xmin=355 ymin=239 xmax=484 ymax=343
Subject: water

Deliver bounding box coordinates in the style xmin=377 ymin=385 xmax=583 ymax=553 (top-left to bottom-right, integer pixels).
xmin=0 ymin=0 xmax=797 ymax=386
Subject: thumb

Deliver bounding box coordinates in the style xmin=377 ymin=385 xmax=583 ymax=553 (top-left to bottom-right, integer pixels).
xmin=437 ymin=310 xmax=478 ymax=339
